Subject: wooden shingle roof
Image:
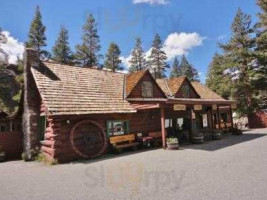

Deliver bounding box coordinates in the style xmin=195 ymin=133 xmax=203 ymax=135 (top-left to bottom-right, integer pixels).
xmin=156 ymin=79 xmax=172 ymax=97
xmin=166 ymin=76 xmax=186 ymax=96
xmin=31 ymin=62 xmax=136 ymax=115
xmin=125 ymin=70 xmax=147 ymax=96
xmin=191 ymin=82 xmax=224 ymax=99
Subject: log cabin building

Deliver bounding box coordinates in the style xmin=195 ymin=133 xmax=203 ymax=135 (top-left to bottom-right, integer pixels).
xmin=23 ymin=48 xmax=236 ymax=162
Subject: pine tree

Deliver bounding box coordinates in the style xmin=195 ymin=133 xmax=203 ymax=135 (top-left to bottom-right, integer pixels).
xmin=255 ymin=0 xmax=267 ymax=87
xmin=0 ymin=28 xmax=7 ymax=64
xmin=206 ymin=53 xmax=233 ymax=98
xmin=129 ymin=38 xmax=146 ymax=72
xmin=75 ymin=14 xmax=102 ymax=67
xmin=148 ymin=34 xmax=168 ymax=79
xmin=25 ymin=6 xmax=48 ymax=58
xmin=170 ymin=57 xmax=181 ymax=78
xmin=220 ymin=8 xmax=256 ymax=115
xmin=255 ymin=0 xmax=267 ymax=109
xmin=104 ymin=42 xmax=122 ymax=72
xmin=180 ymin=55 xmax=200 ymax=82
xmin=52 ymin=26 xmax=73 ymax=65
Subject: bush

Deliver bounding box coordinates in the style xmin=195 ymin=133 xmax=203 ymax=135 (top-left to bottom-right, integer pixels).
xmin=167 ymin=137 xmax=178 ymax=144
xmin=35 ymin=153 xmax=58 ymax=165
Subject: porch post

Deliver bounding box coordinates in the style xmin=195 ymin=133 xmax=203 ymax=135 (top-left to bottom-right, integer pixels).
xmin=217 ymin=105 xmax=221 ymax=129
xmin=160 ymin=107 xmax=166 ymax=149
xmin=229 ymin=105 xmax=234 ymax=128
xmin=210 ymin=107 xmax=214 ymax=131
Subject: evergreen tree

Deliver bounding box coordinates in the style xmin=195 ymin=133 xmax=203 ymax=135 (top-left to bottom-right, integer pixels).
xmin=148 ymin=34 xmax=168 ymax=79
xmin=170 ymin=57 xmax=182 ymax=78
xmin=255 ymin=0 xmax=267 ymax=88
xmin=255 ymin=0 xmax=267 ymax=109
xmin=25 ymin=6 xmax=48 ymax=58
xmin=0 ymin=28 xmax=7 ymax=64
xmin=52 ymin=26 xmax=73 ymax=65
xmin=75 ymin=14 xmax=102 ymax=67
xmin=104 ymin=42 xmax=122 ymax=72
xmin=129 ymin=38 xmax=146 ymax=72
xmin=206 ymin=53 xmax=233 ymax=99
xmin=220 ymin=8 xmax=256 ymax=115
xmin=180 ymin=55 xmax=200 ymax=82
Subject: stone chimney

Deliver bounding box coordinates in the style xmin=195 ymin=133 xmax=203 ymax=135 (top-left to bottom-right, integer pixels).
xmin=23 ymin=48 xmax=41 ymax=160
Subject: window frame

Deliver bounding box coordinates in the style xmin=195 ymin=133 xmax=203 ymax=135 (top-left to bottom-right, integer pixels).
xmin=106 ymin=120 xmax=129 ymax=138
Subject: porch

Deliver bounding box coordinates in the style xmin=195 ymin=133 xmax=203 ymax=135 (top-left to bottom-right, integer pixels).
xmin=130 ymin=99 xmax=235 ymax=149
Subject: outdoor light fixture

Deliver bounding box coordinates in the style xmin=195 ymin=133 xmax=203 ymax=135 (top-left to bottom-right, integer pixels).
xmin=66 ymin=120 xmax=70 ymax=124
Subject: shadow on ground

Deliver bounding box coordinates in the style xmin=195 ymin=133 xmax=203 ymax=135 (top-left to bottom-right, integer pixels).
xmin=66 ymin=130 xmax=267 ymax=165
xmin=183 ymin=132 xmax=267 ymax=152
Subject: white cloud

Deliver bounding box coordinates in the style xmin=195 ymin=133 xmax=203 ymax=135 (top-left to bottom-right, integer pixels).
xmin=0 ymin=31 xmax=24 ymax=64
xmin=120 ymin=55 xmax=132 ymax=71
xmin=162 ymin=32 xmax=205 ymax=60
xmin=133 ymin=0 xmax=169 ymax=5
xmin=120 ymin=32 xmax=205 ymax=72
xmin=217 ymin=34 xmax=227 ymax=40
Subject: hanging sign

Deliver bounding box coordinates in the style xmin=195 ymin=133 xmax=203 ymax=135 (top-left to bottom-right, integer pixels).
xmin=174 ymin=104 xmax=186 ymax=111
xmin=194 ymin=105 xmax=202 ymax=111
xmin=212 ymin=104 xmax=217 ymax=110
xmin=231 ymin=103 xmax=237 ymax=109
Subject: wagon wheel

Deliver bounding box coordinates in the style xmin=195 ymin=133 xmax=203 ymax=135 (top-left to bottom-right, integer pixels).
xmin=70 ymin=120 xmax=107 ymax=159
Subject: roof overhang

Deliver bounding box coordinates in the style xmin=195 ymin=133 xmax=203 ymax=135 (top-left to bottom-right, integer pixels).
xmin=167 ymin=98 xmax=235 ymax=105
xmin=127 ymin=98 xmax=167 ymax=102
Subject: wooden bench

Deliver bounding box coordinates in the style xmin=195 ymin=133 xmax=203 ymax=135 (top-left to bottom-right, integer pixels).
xmin=148 ymin=131 xmax=162 ymax=147
xmin=109 ymin=134 xmax=139 ymax=152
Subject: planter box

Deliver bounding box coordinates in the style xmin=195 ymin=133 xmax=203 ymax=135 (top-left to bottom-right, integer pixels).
xmin=167 ymin=142 xmax=179 ymax=150
xmin=192 ymin=136 xmax=204 ymax=144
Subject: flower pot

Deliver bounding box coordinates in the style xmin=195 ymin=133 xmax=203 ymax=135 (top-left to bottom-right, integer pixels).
xmin=167 ymin=142 xmax=179 ymax=150
xmin=192 ymin=135 xmax=204 ymax=144
xmin=212 ymin=132 xmax=222 ymax=140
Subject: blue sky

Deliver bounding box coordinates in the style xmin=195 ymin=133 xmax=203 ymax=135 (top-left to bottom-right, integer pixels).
xmin=0 ymin=0 xmax=259 ymax=82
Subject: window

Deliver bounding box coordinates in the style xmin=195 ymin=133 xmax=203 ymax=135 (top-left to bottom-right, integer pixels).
xmin=220 ymin=113 xmax=229 ymax=123
xmin=165 ymin=119 xmax=172 ymax=128
xmin=37 ymin=116 xmax=46 ymax=141
xmin=177 ymin=118 xmax=184 ymax=130
xmin=202 ymin=114 xmax=208 ymax=128
xmin=181 ymin=85 xmax=190 ymax=98
xmin=107 ymin=121 xmax=129 ymax=137
xmin=142 ymin=81 xmax=153 ymax=98
xmin=0 ymin=124 xmax=6 ymax=132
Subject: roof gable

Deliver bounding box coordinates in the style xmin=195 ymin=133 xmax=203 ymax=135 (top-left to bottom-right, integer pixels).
xmin=175 ymin=78 xmax=200 ymax=98
xmin=126 ymin=70 xmax=166 ymax=99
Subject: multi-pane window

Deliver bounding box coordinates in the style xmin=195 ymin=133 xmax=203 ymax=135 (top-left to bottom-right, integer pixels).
xmin=107 ymin=121 xmax=129 ymax=137
xmin=142 ymin=81 xmax=153 ymax=98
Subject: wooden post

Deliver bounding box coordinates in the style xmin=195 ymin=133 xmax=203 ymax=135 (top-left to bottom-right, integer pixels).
xmin=217 ymin=105 xmax=221 ymax=130
xmin=160 ymin=107 xmax=166 ymax=149
xmin=210 ymin=108 xmax=214 ymax=131
xmin=229 ymin=105 xmax=234 ymax=128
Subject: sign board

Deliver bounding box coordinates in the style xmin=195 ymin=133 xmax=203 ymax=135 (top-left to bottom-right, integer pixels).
xmin=202 ymin=114 xmax=208 ymax=127
xmin=174 ymin=104 xmax=186 ymax=111
xmin=212 ymin=104 xmax=217 ymax=110
xmin=194 ymin=105 xmax=202 ymax=111
xmin=231 ymin=103 xmax=237 ymax=109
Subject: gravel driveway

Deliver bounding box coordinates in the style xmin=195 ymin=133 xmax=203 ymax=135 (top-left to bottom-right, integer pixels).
xmin=0 ymin=128 xmax=267 ymax=200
